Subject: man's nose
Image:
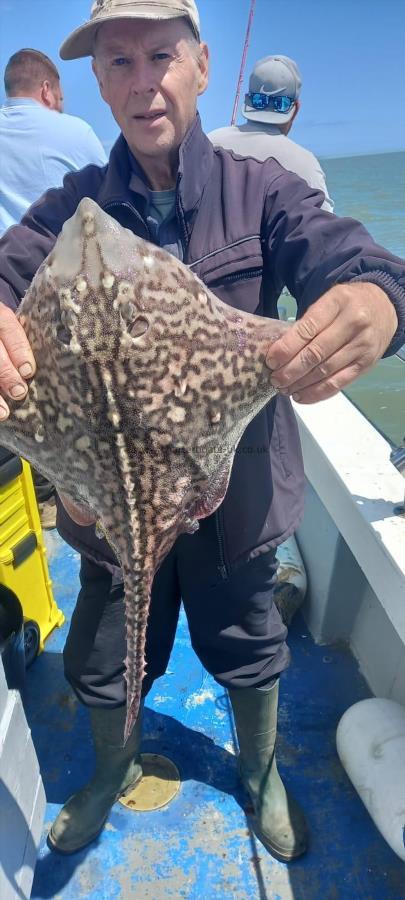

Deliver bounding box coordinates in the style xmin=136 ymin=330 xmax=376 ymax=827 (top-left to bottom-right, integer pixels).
xmin=130 ymin=61 xmax=155 ymax=95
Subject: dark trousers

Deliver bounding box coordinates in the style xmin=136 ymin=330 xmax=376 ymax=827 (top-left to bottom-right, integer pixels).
xmin=63 ymin=546 xmax=290 ymax=708
xmin=32 ymin=469 xmax=55 ymax=503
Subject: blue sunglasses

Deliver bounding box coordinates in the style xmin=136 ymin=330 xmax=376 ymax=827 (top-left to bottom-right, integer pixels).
xmin=249 ymin=93 xmax=295 ymax=113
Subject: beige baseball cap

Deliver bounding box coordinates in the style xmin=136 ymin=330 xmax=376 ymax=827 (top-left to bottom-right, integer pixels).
xmin=60 ymin=0 xmax=201 ymax=60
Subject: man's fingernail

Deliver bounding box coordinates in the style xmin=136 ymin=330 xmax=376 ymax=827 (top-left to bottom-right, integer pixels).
xmin=19 ymin=363 xmax=33 ymax=377
xmin=10 ymin=384 xmax=27 ymax=399
xmin=0 ymin=405 xmax=9 ymax=420
xmin=271 ymin=379 xmax=281 ymax=389
xmin=292 ymin=393 xmax=301 ymax=401
xmin=266 ymin=356 xmax=276 ymax=368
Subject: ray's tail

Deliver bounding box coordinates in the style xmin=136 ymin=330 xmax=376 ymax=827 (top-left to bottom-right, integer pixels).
xmin=122 ymin=564 xmax=154 ymax=744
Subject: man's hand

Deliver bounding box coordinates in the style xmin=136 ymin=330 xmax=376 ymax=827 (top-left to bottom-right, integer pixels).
xmin=0 ymin=302 xmax=36 ymax=418
xmin=266 ymin=282 xmax=398 ymax=403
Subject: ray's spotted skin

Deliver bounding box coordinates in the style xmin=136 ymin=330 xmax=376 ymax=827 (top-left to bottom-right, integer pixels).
xmin=0 ymin=198 xmax=287 ymax=741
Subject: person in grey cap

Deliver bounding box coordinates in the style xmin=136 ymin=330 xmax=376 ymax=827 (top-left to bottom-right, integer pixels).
xmin=0 ymin=0 xmax=403 ymax=865
xmin=209 ymin=54 xmax=333 ymax=212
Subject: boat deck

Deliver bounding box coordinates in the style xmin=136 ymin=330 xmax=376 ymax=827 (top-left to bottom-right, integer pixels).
xmin=25 ymin=532 xmax=404 ymax=899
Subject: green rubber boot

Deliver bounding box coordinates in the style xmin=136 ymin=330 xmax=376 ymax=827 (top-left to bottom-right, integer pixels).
xmin=229 ymin=681 xmax=308 ymax=861
xmin=48 ymin=703 xmax=143 ymax=854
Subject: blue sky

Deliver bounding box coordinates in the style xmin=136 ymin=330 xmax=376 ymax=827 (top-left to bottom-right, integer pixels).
xmin=1 ymin=0 xmax=404 ymax=159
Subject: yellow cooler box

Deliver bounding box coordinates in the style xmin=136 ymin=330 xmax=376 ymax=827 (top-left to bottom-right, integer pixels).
xmin=0 ymin=448 xmax=64 ymax=665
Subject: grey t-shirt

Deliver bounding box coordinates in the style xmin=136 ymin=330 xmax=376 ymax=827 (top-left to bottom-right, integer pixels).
xmin=129 ymin=173 xmax=182 ymax=260
xmin=208 ymin=121 xmax=333 ymax=213
xmin=148 ymin=188 xmax=176 ymax=225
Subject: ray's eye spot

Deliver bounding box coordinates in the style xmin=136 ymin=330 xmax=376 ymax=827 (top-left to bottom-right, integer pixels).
xmin=117 ymin=281 xmax=134 ymax=299
xmin=130 ymin=315 xmax=149 ymax=338
xmin=210 ymin=410 xmax=221 ymax=425
xmin=82 ymin=212 xmax=96 ymax=236
xmin=35 ymin=424 xmax=45 ymax=443
xmin=143 ymin=255 xmax=154 ymax=268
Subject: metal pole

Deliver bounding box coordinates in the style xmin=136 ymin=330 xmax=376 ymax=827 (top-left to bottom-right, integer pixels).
xmin=231 ymin=0 xmax=256 ymax=125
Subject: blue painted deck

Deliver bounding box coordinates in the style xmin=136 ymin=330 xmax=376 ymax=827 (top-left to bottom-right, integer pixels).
xmin=24 ymin=532 xmax=404 ymax=899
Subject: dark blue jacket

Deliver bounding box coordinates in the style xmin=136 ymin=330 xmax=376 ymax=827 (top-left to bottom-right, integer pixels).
xmin=0 ymin=115 xmax=404 ymax=579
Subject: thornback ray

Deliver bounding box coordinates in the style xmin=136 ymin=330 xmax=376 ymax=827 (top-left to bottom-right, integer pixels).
xmin=0 ymin=198 xmax=288 ymax=741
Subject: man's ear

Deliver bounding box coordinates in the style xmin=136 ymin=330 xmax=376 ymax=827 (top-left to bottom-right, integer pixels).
xmin=196 ymin=42 xmax=209 ymax=96
xmin=40 ymin=80 xmax=52 ymax=108
xmin=291 ymin=99 xmax=300 ymax=121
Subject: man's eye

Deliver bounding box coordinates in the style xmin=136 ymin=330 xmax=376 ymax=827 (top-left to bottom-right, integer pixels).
xmin=112 ymin=57 xmax=129 ymax=67
xmin=152 ymin=53 xmax=170 ymax=61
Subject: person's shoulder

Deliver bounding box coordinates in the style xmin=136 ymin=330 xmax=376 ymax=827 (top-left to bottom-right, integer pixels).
xmin=282 ymin=133 xmax=321 ymax=164
xmin=57 ymin=110 xmax=97 ymax=134
xmin=208 ymin=134 xmax=291 ymax=187
xmin=208 ymin=125 xmax=240 ymax=142
xmin=52 ymin=111 xmax=107 ymax=164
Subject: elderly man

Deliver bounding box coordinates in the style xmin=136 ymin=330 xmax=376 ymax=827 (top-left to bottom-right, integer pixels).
xmin=0 ymin=0 xmax=404 ymax=864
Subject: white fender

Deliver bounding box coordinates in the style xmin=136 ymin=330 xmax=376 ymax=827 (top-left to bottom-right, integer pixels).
xmin=336 ymin=698 xmax=405 ymax=861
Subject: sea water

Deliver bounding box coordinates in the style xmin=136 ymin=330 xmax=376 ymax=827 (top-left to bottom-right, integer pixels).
xmin=322 ymin=150 xmax=405 ymax=447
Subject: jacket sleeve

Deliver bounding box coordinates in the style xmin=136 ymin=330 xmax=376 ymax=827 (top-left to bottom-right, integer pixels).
xmin=0 ymin=165 xmax=102 ymax=311
xmin=262 ymin=165 xmax=405 ymax=356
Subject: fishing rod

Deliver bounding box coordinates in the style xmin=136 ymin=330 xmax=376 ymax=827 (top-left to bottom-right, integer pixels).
xmin=231 ymin=0 xmax=256 ymax=126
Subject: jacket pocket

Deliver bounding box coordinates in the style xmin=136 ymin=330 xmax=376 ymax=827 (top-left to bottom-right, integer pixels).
xmin=190 ymin=235 xmax=263 ymax=284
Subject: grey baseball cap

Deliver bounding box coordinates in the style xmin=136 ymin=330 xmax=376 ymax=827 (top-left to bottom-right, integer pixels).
xmin=60 ymin=0 xmax=200 ymax=60
xmin=243 ymin=55 xmax=302 ymax=124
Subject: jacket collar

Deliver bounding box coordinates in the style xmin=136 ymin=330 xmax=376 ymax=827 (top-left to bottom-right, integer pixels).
xmin=98 ymin=114 xmax=214 ymax=236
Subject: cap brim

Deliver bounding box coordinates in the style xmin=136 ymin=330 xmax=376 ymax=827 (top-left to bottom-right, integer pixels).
xmin=60 ymin=8 xmax=199 ymax=60
xmin=243 ymin=104 xmax=296 ymax=125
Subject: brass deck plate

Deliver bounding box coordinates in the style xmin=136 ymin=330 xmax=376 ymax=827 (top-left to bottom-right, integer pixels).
xmin=119 ymin=753 xmax=181 ymax=812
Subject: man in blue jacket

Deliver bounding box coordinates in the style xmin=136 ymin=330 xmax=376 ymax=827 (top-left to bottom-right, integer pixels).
xmin=0 ymin=0 xmax=403 ymax=863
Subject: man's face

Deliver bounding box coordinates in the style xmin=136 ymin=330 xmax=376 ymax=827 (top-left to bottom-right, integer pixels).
xmin=93 ymin=18 xmax=208 ymax=170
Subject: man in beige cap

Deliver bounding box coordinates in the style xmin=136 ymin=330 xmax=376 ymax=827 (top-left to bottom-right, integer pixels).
xmin=209 ymin=54 xmax=333 ymax=212
xmin=0 ymin=0 xmax=404 ymax=865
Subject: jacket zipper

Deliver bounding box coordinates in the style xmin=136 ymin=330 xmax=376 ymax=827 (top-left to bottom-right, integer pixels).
xmin=175 ymin=178 xmax=190 ymax=257
xmin=209 ymin=266 xmax=262 ymax=289
xmin=215 ymin=507 xmax=228 ymax=580
xmin=105 ymin=197 xmax=190 ymax=258
xmin=189 ymin=235 xmax=261 ymax=269
xmin=103 ymin=200 xmax=150 ymax=239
